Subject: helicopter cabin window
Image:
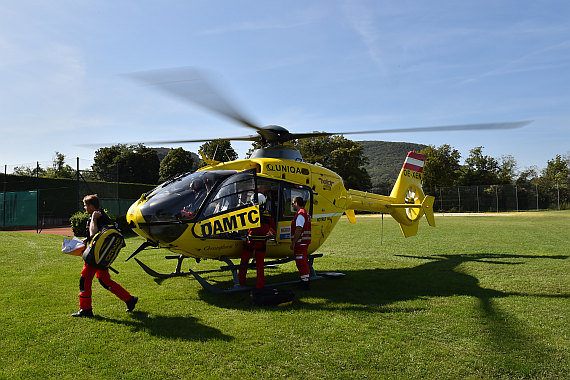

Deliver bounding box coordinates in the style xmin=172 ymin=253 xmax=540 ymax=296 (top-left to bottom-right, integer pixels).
xmin=281 ymin=184 xmax=312 ymax=220
xmin=137 ymin=170 xmax=236 ymax=224
xmin=256 ymin=178 xmax=280 ymax=222
xmin=202 ymin=172 xmax=257 ymax=218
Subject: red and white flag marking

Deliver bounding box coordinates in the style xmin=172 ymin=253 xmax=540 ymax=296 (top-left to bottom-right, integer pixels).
xmin=403 ymin=152 xmax=425 ymax=173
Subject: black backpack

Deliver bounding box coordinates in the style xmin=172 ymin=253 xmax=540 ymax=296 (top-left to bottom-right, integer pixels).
xmin=82 ymin=225 xmax=126 ymax=270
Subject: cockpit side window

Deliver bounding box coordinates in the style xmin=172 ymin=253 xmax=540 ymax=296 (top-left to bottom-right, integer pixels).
xmin=202 ymin=173 xmax=257 ymax=218
xmin=139 ymin=170 xmax=235 ymax=223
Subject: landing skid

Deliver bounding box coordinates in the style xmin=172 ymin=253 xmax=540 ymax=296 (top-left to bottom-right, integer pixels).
xmin=133 ymin=254 xmax=345 ymax=294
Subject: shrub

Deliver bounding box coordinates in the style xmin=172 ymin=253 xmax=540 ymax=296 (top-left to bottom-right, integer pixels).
xmin=70 ymin=211 xmax=89 ymax=237
xmin=69 ymin=211 xmax=133 ymax=237
xmin=109 ymin=214 xmax=133 ymax=235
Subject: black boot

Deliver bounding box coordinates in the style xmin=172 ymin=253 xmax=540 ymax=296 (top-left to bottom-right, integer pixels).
xmin=71 ymin=309 xmax=94 ymax=318
xmin=126 ymin=296 xmax=138 ymax=312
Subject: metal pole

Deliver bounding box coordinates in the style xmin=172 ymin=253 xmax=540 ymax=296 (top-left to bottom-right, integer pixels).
xmin=495 ymin=186 xmax=499 ymax=212
xmin=76 ymin=157 xmax=80 ymax=211
xmin=457 ymin=187 xmax=461 ymax=212
xmin=476 ymin=186 xmax=480 ymax=213
xmin=116 ymin=164 xmax=120 ymax=215
xmin=36 ymin=161 xmax=40 ymax=233
xmin=515 ymin=184 xmax=519 ymax=212
xmin=2 ymin=165 xmax=6 ymax=227
xmin=534 ymin=183 xmax=538 ymax=211
xmin=557 ymin=183 xmax=560 ymax=211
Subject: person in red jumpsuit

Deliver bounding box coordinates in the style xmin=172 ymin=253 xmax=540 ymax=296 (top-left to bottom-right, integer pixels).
xmin=71 ymin=194 xmax=138 ymax=317
xmin=290 ymin=196 xmax=311 ymax=290
xmin=238 ymin=193 xmax=275 ymax=289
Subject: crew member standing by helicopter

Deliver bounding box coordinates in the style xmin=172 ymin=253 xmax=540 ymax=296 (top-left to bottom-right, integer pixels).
xmin=238 ymin=193 xmax=275 ymax=289
xmin=72 ymin=194 xmax=138 ymax=318
xmin=290 ymin=196 xmax=311 ymax=290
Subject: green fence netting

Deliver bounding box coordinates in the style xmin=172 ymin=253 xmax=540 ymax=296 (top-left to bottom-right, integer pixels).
xmin=0 ymin=191 xmax=38 ymax=227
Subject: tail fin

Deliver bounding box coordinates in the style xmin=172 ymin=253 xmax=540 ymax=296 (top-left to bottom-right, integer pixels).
xmin=388 ymin=151 xmax=435 ymax=237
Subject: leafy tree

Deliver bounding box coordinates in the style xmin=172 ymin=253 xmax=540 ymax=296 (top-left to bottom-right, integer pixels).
xmin=296 ymin=135 xmax=372 ymax=191
xmin=12 ymin=152 xmax=75 ymax=179
xmin=45 ymin=152 xmax=75 ymax=179
xmin=198 ymin=140 xmax=238 ymax=165
xmin=92 ymin=144 xmax=124 ymax=181
xmin=460 ymin=146 xmax=500 ymax=185
xmin=542 ymin=154 xmax=569 ymax=183
xmin=158 ymin=147 xmax=198 ymax=182
xmin=419 ymin=144 xmax=462 ymax=188
xmin=516 ymin=166 xmax=539 ymax=185
xmin=92 ymin=144 xmax=160 ymax=184
xmin=497 ymin=155 xmax=518 ymax=184
xmin=13 ymin=165 xmax=46 ymax=177
xmin=245 ymin=141 xmax=263 ymax=158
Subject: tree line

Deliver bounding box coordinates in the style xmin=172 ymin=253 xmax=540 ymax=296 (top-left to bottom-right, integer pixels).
xmin=11 ymin=141 xmax=237 ymax=184
xmin=420 ymin=144 xmax=570 ymax=189
xmin=11 ymin=139 xmax=569 ymax=193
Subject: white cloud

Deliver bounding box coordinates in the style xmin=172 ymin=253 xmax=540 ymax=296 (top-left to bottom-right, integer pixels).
xmin=340 ymin=0 xmax=387 ymax=72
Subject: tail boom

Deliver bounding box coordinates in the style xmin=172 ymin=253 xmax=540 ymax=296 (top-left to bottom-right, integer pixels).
xmin=345 ymin=151 xmax=435 ymax=237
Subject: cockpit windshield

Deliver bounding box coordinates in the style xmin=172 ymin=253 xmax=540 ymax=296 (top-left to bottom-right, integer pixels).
xmin=140 ymin=170 xmax=236 ymax=223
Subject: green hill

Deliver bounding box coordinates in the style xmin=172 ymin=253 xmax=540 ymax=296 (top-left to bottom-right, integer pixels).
xmin=358 ymin=140 xmax=428 ymax=193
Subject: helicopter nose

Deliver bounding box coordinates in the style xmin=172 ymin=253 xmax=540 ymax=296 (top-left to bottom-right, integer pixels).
xmin=127 ymin=197 xmax=189 ymax=244
xmin=127 ymin=199 xmax=155 ymax=242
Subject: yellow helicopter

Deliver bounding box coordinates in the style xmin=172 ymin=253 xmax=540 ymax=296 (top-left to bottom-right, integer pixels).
xmin=120 ymin=68 xmax=530 ymax=293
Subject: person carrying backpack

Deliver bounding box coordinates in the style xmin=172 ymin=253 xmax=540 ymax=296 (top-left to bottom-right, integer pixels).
xmin=71 ymin=194 xmax=138 ymax=318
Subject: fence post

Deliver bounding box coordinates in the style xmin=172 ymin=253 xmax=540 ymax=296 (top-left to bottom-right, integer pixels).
xmin=534 ymin=183 xmax=538 ymax=211
xmin=495 ymin=186 xmax=499 ymax=213
xmin=76 ymin=157 xmax=80 ymax=211
xmin=36 ymin=161 xmax=40 ymax=233
xmin=439 ymin=187 xmax=443 ymax=211
xmin=116 ymin=165 xmax=120 ymax=215
xmin=2 ymin=165 xmax=6 ymax=227
xmin=515 ymin=184 xmax=519 ymax=212
xmin=457 ymin=187 xmax=461 ymax=212
xmin=476 ymin=186 xmax=480 ymax=213
xmin=557 ymin=183 xmax=560 ymax=211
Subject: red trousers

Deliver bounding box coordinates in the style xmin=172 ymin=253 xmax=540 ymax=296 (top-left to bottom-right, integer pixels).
xmin=294 ymin=245 xmax=310 ymax=282
xmin=239 ymin=241 xmax=266 ymax=289
xmin=79 ymin=263 xmax=131 ymax=310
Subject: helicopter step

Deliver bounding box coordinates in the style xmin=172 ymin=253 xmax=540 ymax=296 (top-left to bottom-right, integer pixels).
xmin=133 ymin=253 xmax=345 ymax=294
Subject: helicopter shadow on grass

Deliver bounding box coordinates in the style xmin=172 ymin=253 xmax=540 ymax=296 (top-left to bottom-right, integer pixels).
xmin=94 ymin=311 xmax=233 ymax=342
xmin=377 ymin=252 xmax=569 ymax=374
xmin=198 ymin=253 xmax=565 ymax=311
xmin=198 ymin=252 xmax=569 ymax=373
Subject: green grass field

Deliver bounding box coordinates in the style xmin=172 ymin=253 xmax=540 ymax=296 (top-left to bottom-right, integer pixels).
xmin=1 ymin=211 xmax=569 ymax=379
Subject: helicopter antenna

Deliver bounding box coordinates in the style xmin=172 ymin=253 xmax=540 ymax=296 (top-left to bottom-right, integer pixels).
xmin=225 ymin=149 xmax=233 ymax=162
xmin=213 ymin=144 xmax=219 ymax=161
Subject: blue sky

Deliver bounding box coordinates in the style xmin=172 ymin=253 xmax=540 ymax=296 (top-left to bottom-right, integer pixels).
xmin=1 ymin=1 xmax=569 ymax=173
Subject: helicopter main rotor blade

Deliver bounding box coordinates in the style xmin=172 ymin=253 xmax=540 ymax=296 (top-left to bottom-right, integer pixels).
xmin=129 ymin=134 xmax=261 ymax=146
xmin=80 ymin=120 xmax=531 ymax=148
xmin=126 ymin=67 xmax=274 ymax=141
xmin=322 ymin=120 xmax=532 ymax=137
xmin=77 ymin=134 xmax=261 ymax=149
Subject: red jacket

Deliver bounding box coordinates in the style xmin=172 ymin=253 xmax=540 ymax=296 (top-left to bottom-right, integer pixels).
xmin=291 ymin=208 xmax=311 ymax=248
xmin=248 ymin=210 xmax=275 ymax=242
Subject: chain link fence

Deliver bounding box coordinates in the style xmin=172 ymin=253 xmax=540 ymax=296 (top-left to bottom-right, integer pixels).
xmin=425 ymin=182 xmax=570 ymax=213
xmin=2 ymin=158 xmax=568 ymax=228
xmin=1 ymin=161 xmax=155 ymax=229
